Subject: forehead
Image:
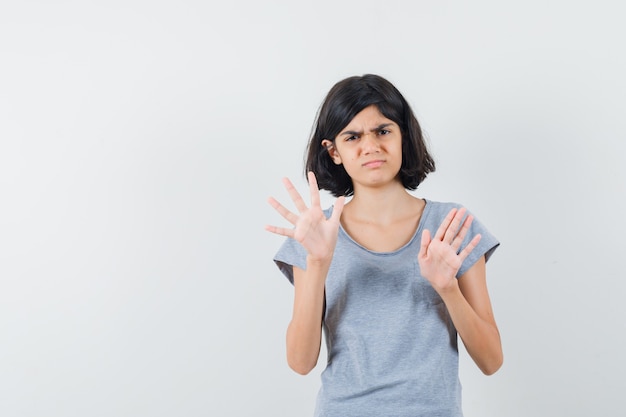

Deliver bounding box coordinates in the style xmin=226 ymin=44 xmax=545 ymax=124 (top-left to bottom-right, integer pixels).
xmin=342 ymin=105 xmax=395 ymax=129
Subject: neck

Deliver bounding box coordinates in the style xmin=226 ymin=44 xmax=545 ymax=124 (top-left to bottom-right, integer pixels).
xmin=345 ymin=180 xmax=421 ymax=224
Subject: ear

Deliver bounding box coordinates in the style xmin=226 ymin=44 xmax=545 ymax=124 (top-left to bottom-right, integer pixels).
xmin=321 ymin=139 xmax=342 ymax=165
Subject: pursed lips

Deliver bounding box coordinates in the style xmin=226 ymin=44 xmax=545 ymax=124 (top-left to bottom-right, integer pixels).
xmin=362 ymin=159 xmax=385 ymax=168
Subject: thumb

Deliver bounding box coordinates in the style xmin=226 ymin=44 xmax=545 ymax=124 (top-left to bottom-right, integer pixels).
xmin=330 ymin=196 xmax=346 ymax=223
xmin=419 ymin=229 xmax=431 ymax=259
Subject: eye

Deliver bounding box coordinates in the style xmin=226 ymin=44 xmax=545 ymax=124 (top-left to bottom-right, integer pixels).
xmin=345 ymin=134 xmax=359 ymax=141
xmin=378 ymin=129 xmax=391 ymax=136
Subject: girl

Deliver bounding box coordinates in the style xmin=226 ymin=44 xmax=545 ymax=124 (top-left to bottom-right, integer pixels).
xmin=266 ymin=74 xmax=502 ymax=417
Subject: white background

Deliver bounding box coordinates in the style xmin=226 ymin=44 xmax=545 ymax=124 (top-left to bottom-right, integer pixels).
xmin=1 ymin=1 xmax=625 ymax=416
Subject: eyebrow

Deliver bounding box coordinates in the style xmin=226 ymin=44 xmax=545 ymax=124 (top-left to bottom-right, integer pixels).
xmin=339 ymin=123 xmax=395 ymax=137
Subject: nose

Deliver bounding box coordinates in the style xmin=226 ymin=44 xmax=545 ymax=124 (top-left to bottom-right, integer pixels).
xmin=361 ymin=132 xmax=380 ymax=154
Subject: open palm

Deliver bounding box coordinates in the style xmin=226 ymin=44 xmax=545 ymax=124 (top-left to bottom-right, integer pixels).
xmin=266 ymin=172 xmax=345 ymax=263
xmin=418 ymin=207 xmax=482 ymax=292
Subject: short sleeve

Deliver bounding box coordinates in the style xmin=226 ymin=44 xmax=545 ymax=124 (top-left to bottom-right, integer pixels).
xmin=456 ymin=208 xmax=500 ymax=278
xmin=273 ymin=237 xmax=308 ymax=285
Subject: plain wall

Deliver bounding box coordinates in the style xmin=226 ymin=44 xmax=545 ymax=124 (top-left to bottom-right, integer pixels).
xmin=1 ymin=1 xmax=624 ymax=416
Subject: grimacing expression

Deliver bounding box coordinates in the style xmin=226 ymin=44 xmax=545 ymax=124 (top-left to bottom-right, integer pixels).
xmin=321 ymin=105 xmax=403 ymax=191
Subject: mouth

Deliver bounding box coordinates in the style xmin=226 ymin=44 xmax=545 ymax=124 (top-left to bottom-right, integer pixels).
xmin=362 ymin=159 xmax=385 ymax=168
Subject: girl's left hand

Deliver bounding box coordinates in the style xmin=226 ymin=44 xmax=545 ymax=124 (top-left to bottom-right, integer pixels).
xmin=418 ymin=207 xmax=482 ymax=293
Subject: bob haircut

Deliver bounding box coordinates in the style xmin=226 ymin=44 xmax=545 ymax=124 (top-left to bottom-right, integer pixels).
xmin=305 ymin=74 xmax=435 ymax=197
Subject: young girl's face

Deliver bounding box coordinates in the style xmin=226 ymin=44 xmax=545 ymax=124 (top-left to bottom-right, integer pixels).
xmin=322 ymin=105 xmax=403 ymax=191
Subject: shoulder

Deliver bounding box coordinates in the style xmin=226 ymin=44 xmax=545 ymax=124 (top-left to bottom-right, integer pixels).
xmin=421 ymin=198 xmax=494 ymax=238
xmin=422 ymin=199 xmax=488 ymax=227
xmin=424 ymin=199 xmax=461 ymax=210
xmin=422 ymin=199 xmax=462 ymax=220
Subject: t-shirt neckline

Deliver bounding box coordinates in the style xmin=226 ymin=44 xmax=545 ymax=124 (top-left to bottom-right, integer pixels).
xmin=328 ymin=199 xmax=432 ymax=256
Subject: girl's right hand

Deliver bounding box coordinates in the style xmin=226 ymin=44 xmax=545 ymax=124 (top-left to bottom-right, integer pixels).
xmin=266 ymin=171 xmax=345 ymax=263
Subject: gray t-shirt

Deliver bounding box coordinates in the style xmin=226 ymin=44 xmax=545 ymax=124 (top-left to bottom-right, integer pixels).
xmin=274 ymin=199 xmax=499 ymax=417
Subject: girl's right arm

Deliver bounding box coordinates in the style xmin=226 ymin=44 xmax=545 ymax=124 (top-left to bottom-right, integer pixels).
xmin=287 ymin=261 xmax=329 ymax=374
xmin=266 ymin=172 xmax=345 ymax=374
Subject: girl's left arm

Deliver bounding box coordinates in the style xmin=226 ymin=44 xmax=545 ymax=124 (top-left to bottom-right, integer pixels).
xmin=439 ymin=256 xmax=503 ymax=375
xmin=418 ymin=207 xmax=502 ymax=375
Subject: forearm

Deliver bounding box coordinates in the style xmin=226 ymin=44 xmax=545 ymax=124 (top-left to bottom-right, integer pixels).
xmin=439 ymin=283 xmax=503 ymax=375
xmin=286 ymin=259 xmax=329 ymax=375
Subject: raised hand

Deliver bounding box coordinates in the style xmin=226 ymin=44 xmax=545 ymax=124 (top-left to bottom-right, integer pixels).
xmin=266 ymin=172 xmax=345 ymax=263
xmin=418 ymin=207 xmax=481 ymax=292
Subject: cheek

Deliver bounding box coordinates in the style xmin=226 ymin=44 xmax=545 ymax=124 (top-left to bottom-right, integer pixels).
xmin=395 ymin=142 xmax=405 ymax=159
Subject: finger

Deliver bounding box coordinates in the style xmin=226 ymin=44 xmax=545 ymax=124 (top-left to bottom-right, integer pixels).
xmin=264 ymin=224 xmax=295 ymax=238
xmin=308 ymin=171 xmax=321 ymax=208
xmin=267 ymin=196 xmax=298 ymax=225
xmin=450 ymin=214 xmax=474 ymax=252
xmin=283 ymin=177 xmax=308 ymax=213
xmin=329 ymin=195 xmax=345 ymax=224
xmin=433 ymin=208 xmax=457 ymax=241
xmin=443 ymin=207 xmax=467 ymax=244
xmin=457 ymin=234 xmax=482 ymax=262
xmin=419 ymin=229 xmax=431 ymax=259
